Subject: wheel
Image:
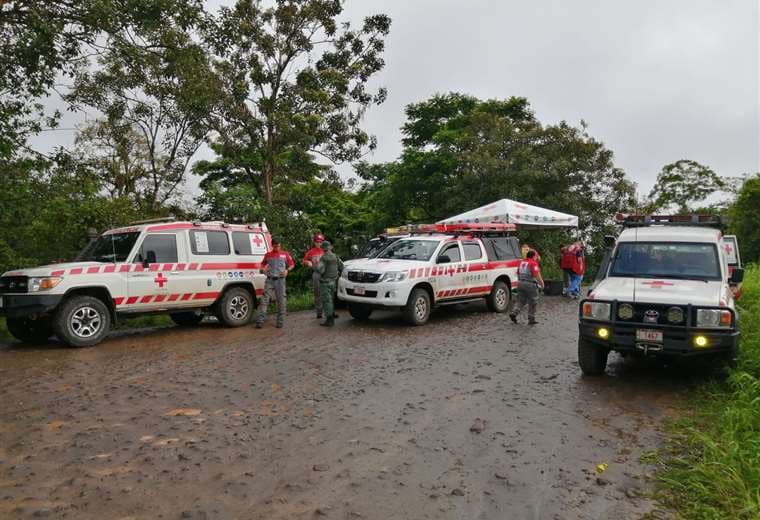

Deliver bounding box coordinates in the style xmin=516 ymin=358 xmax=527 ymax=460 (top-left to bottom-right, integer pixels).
xmin=403 ymin=288 xmax=431 ymax=326
xmin=6 ymin=317 xmax=53 ymax=344
xmin=53 ymin=296 xmax=111 ymax=347
xmin=578 ymin=336 xmax=609 ymax=376
xmin=170 ymin=312 xmax=204 ymax=327
xmin=486 ymin=280 xmax=510 ymax=313
xmin=217 ymin=287 xmax=254 ymax=327
xmin=348 ymin=303 xmax=373 ymax=321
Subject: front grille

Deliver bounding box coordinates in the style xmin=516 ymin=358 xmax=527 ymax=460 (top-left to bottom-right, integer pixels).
xmin=346 ymin=289 xmax=378 ymax=298
xmin=347 ymin=271 xmax=381 ymax=283
xmin=0 ymin=276 xmax=29 ymax=294
xmin=617 ymin=302 xmax=688 ymax=326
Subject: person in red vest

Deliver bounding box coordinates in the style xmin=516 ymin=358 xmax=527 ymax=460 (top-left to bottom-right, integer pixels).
xmin=560 ymin=244 xmax=575 ymax=295
xmin=303 ymin=233 xmax=327 ymax=319
xmin=510 ymin=250 xmax=545 ymax=325
xmin=255 ymin=237 xmax=295 ymax=329
xmin=566 ymin=241 xmax=586 ymax=299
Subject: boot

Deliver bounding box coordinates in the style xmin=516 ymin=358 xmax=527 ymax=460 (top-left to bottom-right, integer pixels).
xmin=509 ymin=313 xmax=517 ymax=324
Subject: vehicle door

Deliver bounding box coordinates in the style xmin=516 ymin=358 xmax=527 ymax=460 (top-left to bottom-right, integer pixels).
xmin=434 ymin=241 xmax=465 ymax=299
xmin=126 ymin=232 xmax=185 ymax=310
xmin=461 ymin=240 xmax=489 ymax=297
xmin=722 ymin=235 xmax=742 ymax=296
xmin=185 ymin=229 xmax=235 ymax=307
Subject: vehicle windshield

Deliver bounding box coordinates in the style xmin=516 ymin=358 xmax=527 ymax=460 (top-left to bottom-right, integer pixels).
xmin=609 ymin=242 xmax=721 ymax=281
xmin=377 ymin=239 xmax=439 ymax=262
xmin=358 ymin=238 xmax=399 ymax=259
xmin=77 ymin=232 xmax=141 ymax=263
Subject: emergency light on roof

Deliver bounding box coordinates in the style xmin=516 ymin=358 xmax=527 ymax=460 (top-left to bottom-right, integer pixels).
xmin=615 ymin=213 xmax=727 ymax=228
xmin=385 ymin=222 xmax=516 ymax=236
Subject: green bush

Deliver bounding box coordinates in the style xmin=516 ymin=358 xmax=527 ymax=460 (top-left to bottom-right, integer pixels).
xmin=655 ymin=265 xmax=760 ymax=519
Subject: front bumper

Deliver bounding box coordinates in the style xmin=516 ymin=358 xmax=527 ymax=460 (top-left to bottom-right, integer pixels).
xmin=0 ymin=293 xmax=63 ymax=318
xmin=337 ymin=278 xmax=409 ymax=307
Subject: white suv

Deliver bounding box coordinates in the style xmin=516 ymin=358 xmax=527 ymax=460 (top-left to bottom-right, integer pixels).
xmin=338 ymin=225 xmax=521 ymax=325
xmin=0 ymin=220 xmax=270 ymax=347
xmin=578 ymin=215 xmax=744 ymax=375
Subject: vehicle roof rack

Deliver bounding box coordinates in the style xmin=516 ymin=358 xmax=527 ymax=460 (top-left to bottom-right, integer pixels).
xmin=385 ymin=222 xmax=516 ymax=236
xmin=129 ymin=216 xmax=177 ymax=226
xmin=615 ymin=213 xmax=727 ymax=228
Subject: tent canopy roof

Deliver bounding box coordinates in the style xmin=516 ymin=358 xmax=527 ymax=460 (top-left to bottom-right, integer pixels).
xmin=438 ymin=199 xmax=578 ymax=229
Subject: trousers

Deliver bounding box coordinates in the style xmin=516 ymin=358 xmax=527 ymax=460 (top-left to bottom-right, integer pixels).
xmin=512 ymin=281 xmax=539 ymax=320
xmin=320 ymin=279 xmax=336 ymax=323
xmin=312 ymin=270 xmax=323 ymax=316
xmin=568 ymin=273 xmax=584 ymax=296
xmin=256 ymin=277 xmax=287 ymax=326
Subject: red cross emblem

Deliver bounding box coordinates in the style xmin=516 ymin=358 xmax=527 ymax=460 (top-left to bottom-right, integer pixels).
xmin=724 ymin=243 xmax=733 ymax=255
xmin=641 ymin=280 xmax=674 ymax=288
xmin=252 ymin=234 xmax=264 ymax=248
xmin=154 ymin=273 xmax=168 ymax=288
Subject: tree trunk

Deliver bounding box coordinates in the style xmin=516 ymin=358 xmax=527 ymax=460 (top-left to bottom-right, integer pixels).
xmin=263 ymin=158 xmax=274 ymax=205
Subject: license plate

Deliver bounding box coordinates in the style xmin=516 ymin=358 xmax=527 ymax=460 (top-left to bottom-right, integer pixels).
xmin=354 ymin=286 xmax=365 ymax=295
xmin=636 ymin=328 xmax=663 ymax=343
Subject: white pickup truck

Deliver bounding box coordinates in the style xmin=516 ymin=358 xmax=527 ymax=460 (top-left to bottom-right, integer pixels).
xmin=338 ymin=223 xmax=521 ymax=325
xmin=578 ymin=215 xmax=744 ymax=375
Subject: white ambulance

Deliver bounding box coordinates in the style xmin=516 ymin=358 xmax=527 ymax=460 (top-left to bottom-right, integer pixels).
xmin=0 ymin=219 xmax=270 ymax=347
xmin=338 ymin=223 xmax=521 ymax=325
xmin=578 ymin=214 xmax=744 ymax=375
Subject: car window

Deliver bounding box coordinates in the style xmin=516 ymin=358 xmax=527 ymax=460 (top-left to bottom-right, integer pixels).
xmin=377 ymin=239 xmax=439 ymax=262
xmin=138 ymin=234 xmax=178 ymax=263
xmin=78 ymin=232 xmax=140 ymax=263
xmin=190 ymin=230 xmax=230 ymax=255
xmin=609 ymin=242 xmax=721 ymax=281
xmin=232 ymin=232 xmax=268 ymax=255
xmin=439 ymin=244 xmax=461 ymax=263
xmin=463 ymin=242 xmax=483 ymax=261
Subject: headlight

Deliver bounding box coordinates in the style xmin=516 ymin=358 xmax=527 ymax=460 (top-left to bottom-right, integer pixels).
xmin=666 ymin=306 xmax=684 ymax=324
xmin=379 ymin=271 xmax=407 ymax=283
xmin=617 ymin=303 xmax=634 ymax=320
xmin=696 ymin=309 xmax=732 ymax=328
xmin=29 ymin=277 xmax=63 ymax=292
xmin=582 ymin=302 xmax=611 ymax=320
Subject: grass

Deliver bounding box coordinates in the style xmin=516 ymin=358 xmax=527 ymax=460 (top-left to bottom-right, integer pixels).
xmin=652 ymin=264 xmax=760 ymax=519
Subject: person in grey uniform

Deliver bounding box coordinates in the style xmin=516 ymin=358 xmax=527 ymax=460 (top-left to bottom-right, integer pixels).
xmin=509 ymin=250 xmax=544 ymax=325
xmin=255 ymin=237 xmax=295 ymax=329
xmin=317 ymin=241 xmax=343 ymax=327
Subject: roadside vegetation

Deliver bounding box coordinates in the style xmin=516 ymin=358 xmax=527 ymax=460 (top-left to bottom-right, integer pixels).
xmin=652 ymin=264 xmax=760 ymax=519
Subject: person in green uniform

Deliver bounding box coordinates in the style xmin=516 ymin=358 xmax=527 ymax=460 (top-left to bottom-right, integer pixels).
xmin=317 ymin=241 xmax=343 ymax=327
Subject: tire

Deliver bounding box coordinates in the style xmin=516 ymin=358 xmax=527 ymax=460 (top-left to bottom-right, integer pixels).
xmin=6 ymin=316 xmax=53 ymax=344
xmin=486 ymin=280 xmax=510 ymax=313
xmin=53 ymin=296 xmax=111 ymax=348
xmin=403 ymin=288 xmax=431 ymax=326
xmin=578 ymin=336 xmax=609 ymax=376
xmin=348 ymin=303 xmax=373 ymax=321
xmin=217 ymin=287 xmax=254 ymax=327
xmin=170 ymin=312 xmax=204 ymax=327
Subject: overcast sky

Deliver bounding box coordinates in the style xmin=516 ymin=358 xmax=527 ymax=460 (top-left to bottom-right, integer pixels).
xmin=33 ymin=0 xmax=760 ymax=200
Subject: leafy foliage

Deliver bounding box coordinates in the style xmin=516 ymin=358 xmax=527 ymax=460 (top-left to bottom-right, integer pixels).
xmin=648 ymin=159 xmax=727 ymax=212
xmin=729 ymin=174 xmax=760 ymax=263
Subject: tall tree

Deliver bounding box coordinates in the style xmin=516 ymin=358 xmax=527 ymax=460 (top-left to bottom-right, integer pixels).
xmin=199 ymin=0 xmax=391 ymax=204
xmin=647 ymin=159 xmax=726 ymax=212
xmin=728 ymin=174 xmax=760 ymax=263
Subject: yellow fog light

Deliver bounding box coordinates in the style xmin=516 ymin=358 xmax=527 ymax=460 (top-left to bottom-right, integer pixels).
xmin=694 ymin=335 xmax=709 ymax=348
xmin=598 ymin=327 xmax=610 ymax=339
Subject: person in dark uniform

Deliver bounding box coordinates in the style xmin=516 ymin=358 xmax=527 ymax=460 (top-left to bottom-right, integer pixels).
xmin=317 ymin=241 xmax=343 ymax=327
xmin=303 ymin=233 xmax=326 ymax=319
xmin=255 ymin=237 xmax=295 ymax=329
xmin=509 ymin=250 xmax=544 ymax=325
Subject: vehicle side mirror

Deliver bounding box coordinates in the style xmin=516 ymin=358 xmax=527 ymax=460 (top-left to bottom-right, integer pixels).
xmin=437 ymin=255 xmax=451 ymax=264
xmin=143 ymin=250 xmax=157 ymax=267
xmin=604 ymin=235 xmax=616 ymax=247
xmin=730 ymin=268 xmax=744 ymax=284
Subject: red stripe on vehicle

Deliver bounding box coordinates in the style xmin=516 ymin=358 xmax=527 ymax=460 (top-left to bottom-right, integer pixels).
xmin=181 ymin=293 xmax=193 ymax=301
xmin=175 ymin=263 xmax=186 ymax=271
xmin=148 ymin=264 xmax=160 ymax=272
xmin=468 ymin=285 xmax=492 ymax=294
xmin=146 ymin=223 xmax=266 ymax=232
xmin=120 ymin=264 xmax=131 ymax=273
xmin=140 ymin=295 xmax=153 ymax=304
xmin=103 ymin=265 xmax=116 ymax=273
xmin=70 ymin=268 xmax=83 ymax=275
xmin=134 ymin=265 xmax=144 ymax=272
xmin=188 ymin=263 xmax=199 ymax=271
xmin=255 ymin=289 xmax=264 ymax=296
xmin=154 ymin=294 xmax=167 ymax=303
xmin=167 ymin=294 xmax=180 ymax=302
xmin=126 ymin=296 xmax=138 ymax=305
xmin=193 ymin=292 xmax=219 ymax=300
xmin=512 ymin=280 xmax=519 ymax=288
xmin=87 ymin=266 xmax=100 ymax=274
xmin=50 ymin=270 xmax=64 ymax=276
xmin=113 ymin=297 xmax=125 ymax=305
xmin=162 ymin=263 xmax=173 ymax=271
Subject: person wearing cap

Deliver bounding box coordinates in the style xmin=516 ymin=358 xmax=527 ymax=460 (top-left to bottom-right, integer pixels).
xmin=510 ymin=250 xmax=544 ymax=325
xmin=317 ymin=241 xmax=344 ymax=327
xmin=255 ymin=237 xmax=295 ymax=329
xmin=303 ymin=233 xmax=326 ymax=319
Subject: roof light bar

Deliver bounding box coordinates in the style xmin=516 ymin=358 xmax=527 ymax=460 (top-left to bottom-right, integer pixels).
xmin=385 ymin=222 xmax=516 ymax=236
xmin=615 ymin=213 xmax=726 ymax=228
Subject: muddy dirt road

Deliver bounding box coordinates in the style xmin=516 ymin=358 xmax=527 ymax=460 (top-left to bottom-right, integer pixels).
xmin=0 ymin=297 xmax=689 ymax=519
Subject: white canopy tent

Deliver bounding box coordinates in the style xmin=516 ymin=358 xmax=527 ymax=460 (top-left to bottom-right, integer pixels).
xmin=438 ymin=199 xmax=578 ymax=229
